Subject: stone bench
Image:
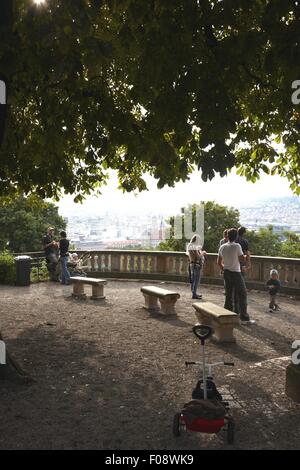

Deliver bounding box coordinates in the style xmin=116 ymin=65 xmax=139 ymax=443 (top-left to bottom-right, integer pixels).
xmin=193 ymin=301 xmax=240 ymax=343
xmin=70 ymin=276 xmax=107 ymax=300
xmin=141 ymin=286 xmax=180 ymax=315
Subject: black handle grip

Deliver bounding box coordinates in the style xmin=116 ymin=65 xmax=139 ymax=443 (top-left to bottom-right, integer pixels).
xmin=224 ymin=362 xmax=234 ymax=366
xmin=192 ymin=324 xmax=213 ymax=341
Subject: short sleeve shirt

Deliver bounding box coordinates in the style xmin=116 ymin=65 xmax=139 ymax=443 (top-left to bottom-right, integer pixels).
xmin=43 ymin=234 xmax=55 ymax=256
xmin=218 ymin=242 xmax=243 ymax=272
xmin=59 ymin=239 xmax=69 ymax=257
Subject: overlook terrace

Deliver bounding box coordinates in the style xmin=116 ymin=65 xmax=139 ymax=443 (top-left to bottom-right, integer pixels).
xmin=0 ymin=277 xmax=299 ymax=449
xmin=19 ymin=250 xmax=300 ymax=296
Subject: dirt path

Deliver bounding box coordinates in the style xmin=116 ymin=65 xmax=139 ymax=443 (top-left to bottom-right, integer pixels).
xmin=0 ymin=280 xmax=299 ymax=449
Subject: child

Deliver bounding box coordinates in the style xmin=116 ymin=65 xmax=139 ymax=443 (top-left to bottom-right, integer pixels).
xmin=267 ymin=269 xmax=281 ymax=312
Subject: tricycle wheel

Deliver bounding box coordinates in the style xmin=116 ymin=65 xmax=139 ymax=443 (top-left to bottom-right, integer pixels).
xmin=227 ymin=418 xmax=235 ymax=445
xmin=173 ymin=413 xmax=182 ymax=437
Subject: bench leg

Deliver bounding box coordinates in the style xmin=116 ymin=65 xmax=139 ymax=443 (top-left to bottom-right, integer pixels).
xmin=91 ymin=284 xmax=105 ymax=300
xmin=72 ymin=282 xmax=87 ymax=300
xmin=213 ymin=325 xmax=236 ymax=343
xmin=143 ymin=293 xmax=159 ymax=311
xmin=159 ymin=298 xmax=177 ymax=315
xmin=194 ymin=312 xmax=237 ymax=343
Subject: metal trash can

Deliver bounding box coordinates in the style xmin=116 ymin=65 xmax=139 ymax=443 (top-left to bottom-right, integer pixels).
xmin=15 ymin=255 xmax=31 ymax=286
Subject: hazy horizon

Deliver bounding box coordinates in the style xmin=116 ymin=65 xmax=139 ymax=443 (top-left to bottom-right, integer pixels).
xmin=56 ymin=169 xmax=298 ymax=218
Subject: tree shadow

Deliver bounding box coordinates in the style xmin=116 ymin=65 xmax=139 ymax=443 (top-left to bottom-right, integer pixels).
xmin=0 ymin=325 xmax=205 ymax=450
xmin=238 ymin=323 xmax=292 ymax=357
xmin=211 ymin=340 xmax=266 ymax=363
xmin=225 ymin=377 xmax=300 ymax=449
xmin=63 ymin=296 xmax=114 ymax=308
xmin=136 ymin=309 xmax=193 ymax=328
xmin=262 ymin=309 xmax=300 ymax=327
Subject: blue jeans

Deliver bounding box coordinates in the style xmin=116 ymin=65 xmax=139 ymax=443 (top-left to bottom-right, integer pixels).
xmin=60 ymin=256 xmax=70 ymax=284
xmin=190 ymin=264 xmax=202 ymax=296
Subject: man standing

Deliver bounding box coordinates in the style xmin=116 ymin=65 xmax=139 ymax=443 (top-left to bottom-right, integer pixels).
xmin=43 ymin=227 xmax=59 ymax=281
xmin=59 ymin=230 xmax=70 ymax=285
xmin=187 ymin=234 xmax=207 ymax=299
xmin=219 ymin=229 xmax=229 ymax=247
xmin=236 ymin=227 xmax=251 ymax=276
xmin=217 ymin=228 xmax=255 ymax=324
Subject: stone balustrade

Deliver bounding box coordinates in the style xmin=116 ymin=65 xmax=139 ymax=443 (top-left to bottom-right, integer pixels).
xmin=16 ymin=250 xmax=300 ymax=295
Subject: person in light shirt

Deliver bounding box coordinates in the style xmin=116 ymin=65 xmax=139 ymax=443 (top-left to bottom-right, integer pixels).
xmin=217 ymin=228 xmax=255 ymax=324
xmin=186 ymin=234 xmax=207 ymax=299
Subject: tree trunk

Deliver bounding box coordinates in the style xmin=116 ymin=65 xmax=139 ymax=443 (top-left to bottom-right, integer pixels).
xmin=0 ymin=332 xmax=34 ymax=384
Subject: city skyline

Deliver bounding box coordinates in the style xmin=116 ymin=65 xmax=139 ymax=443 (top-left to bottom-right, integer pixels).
xmin=57 ymin=169 xmax=298 ymax=218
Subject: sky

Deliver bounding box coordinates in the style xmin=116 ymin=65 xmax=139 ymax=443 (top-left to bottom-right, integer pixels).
xmin=57 ymin=169 xmax=297 ymax=218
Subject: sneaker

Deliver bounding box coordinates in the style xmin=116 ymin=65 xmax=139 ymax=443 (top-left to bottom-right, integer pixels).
xmin=241 ymin=319 xmax=256 ymax=325
xmin=274 ymin=304 xmax=281 ymax=311
xmin=192 ymin=294 xmax=202 ymax=299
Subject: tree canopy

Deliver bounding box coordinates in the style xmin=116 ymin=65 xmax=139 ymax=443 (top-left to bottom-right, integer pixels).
xmin=0 ymin=195 xmax=66 ymax=252
xmin=158 ymin=201 xmax=240 ymax=253
xmin=159 ymin=205 xmax=300 ymax=258
xmin=1 ymin=0 xmax=300 ymax=200
xmin=245 ymin=226 xmax=282 ymax=257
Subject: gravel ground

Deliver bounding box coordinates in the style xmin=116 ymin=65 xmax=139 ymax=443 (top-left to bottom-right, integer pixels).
xmin=0 ymin=280 xmax=299 ymax=450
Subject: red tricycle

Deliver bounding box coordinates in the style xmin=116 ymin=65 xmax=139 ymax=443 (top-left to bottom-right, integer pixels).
xmin=173 ymin=324 xmax=235 ymax=444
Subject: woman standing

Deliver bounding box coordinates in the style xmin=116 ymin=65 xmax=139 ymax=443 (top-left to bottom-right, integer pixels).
xmin=187 ymin=234 xmax=207 ymax=299
xmin=59 ymin=230 xmax=70 ymax=285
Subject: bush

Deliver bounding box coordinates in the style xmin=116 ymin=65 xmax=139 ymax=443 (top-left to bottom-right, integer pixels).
xmin=0 ymin=250 xmax=16 ymax=284
xmin=31 ymin=258 xmax=49 ymax=282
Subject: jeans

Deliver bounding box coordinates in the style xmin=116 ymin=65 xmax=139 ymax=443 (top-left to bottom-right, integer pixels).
xmin=190 ymin=264 xmax=202 ymax=296
xmin=46 ymin=252 xmax=59 ymax=281
xmin=224 ymin=269 xmax=248 ymax=320
xmin=60 ymin=256 xmax=70 ymax=284
xmin=234 ymin=268 xmax=245 ymax=312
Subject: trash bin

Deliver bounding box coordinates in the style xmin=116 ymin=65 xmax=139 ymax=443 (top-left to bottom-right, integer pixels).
xmin=15 ymin=255 xmax=31 ymax=286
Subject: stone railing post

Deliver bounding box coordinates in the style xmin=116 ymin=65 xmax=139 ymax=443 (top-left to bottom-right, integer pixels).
xmin=15 ymin=250 xmax=300 ymax=294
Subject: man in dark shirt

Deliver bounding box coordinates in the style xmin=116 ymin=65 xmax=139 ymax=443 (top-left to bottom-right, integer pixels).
xmin=236 ymin=227 xmax=251 ymax=276
xmin=234 ymin=227 xmax=251 ymax=314
xmin=59 ymin=230 xmax=70 ymax=285
xmin=43 ymin=227 xmax=59 ymax=281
